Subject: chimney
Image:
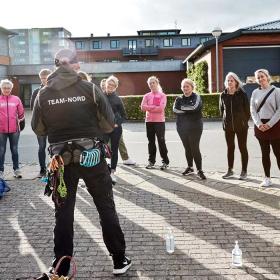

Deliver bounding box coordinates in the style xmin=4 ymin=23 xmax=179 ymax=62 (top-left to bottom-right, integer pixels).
xmin=90 ymin=33 xmax=94 ymax=37
xmin=107 ymin=33 xmax=110 ymax=37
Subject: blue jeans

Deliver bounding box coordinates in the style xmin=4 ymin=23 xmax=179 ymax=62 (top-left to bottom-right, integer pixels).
xmin=37 ymin=135 xmax=47 ymax=169
xmin=0 ymin=132 xmax=20 ymax=172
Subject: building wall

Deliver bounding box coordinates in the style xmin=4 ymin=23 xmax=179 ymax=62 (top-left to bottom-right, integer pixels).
xmin=0 ymin=65 xmax=8 ymax=79
xmin=112 ymin=71 xmax=186 ymax=96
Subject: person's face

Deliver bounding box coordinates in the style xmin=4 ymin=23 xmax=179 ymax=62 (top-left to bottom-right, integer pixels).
xmin=1 ymin=84 xmax=12 ymax=96
xmin=148 ymin=79 xmax=158 ymax=92
xmin=40 ymin=75 xmax=49 ymax=86
xmin=182 ymin=82 xmax=193 ymax=95
xmin=227 ymin=76 xmax=237 ymax=91
xmin=100 ymin=81 xmax=106 ymax=92
xmin=106 ymin=81 xmax=117 ymax=94
xmin=257 ymin=72 xmax=269 ymax=88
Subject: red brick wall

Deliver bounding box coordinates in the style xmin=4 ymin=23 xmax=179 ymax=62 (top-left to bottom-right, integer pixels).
xmin=77 ymin=48 xmax=194 ymax=62
xmin=110 ymin=72 xmax=186 ymax=96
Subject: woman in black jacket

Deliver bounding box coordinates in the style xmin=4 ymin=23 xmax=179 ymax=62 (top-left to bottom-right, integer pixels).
xmin=219 ymin=72 xmax=250 ymax=180
xmin=173 ymin=78 xmax=206 ymax=180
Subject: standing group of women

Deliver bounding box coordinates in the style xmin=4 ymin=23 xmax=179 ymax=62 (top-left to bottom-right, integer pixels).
xmin=141 ymin=69 xmax=280 ymax=187
xmin=0 ymin=68 xmax=279 ymax=187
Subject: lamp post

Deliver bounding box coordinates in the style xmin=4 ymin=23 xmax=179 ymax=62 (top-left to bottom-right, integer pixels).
xmin=212 ymin=27 xmax=222 ymax=92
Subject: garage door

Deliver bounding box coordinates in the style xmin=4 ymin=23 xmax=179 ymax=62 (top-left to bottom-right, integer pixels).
xmin=223 ymin=47 xmax=280 ymax=96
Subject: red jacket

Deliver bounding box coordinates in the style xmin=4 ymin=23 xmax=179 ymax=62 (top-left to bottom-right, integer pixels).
xmin=0 ymin=94 xmax=25 ymax=133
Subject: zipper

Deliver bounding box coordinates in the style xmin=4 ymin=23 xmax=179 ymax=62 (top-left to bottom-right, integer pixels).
xmin=6 ymin=95 xmax=10 ymax=133
xmin=230 ymin=95 xmax=235 ymax=131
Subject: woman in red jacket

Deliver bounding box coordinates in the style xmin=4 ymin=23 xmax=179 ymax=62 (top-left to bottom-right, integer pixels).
xmin=0 ymin=79 xmax=25 ymax=179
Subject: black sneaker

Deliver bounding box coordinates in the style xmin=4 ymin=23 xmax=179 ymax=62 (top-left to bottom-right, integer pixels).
xmin=239 ymin=170 xmax=247 ymax=180
xmin=222 ymin=169 xmax=234 ymax=179
xmin=146 ymin=162 xmax=155 ymax=169
xmin=113 ymin=256 xmax=132 ymax=275
xmin=197 ymin=170 xmax=206 ymax=180
xmin=160 ymin=162 xmax=169 ymax=170
xmin=37 ymin=168 xmax=47 ymax=178
xmin=182 ymin=167 xmax=194 ymax=176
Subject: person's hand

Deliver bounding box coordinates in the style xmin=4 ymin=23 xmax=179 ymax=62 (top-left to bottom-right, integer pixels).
xmin=258 ymin=124 xmax=266 ymax=132
xmin=262 ymin=123 xmax=271 ymax=131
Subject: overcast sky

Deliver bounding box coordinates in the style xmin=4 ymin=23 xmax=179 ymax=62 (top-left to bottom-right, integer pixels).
xmin=2 ymin=0 xmax=279 ymax=37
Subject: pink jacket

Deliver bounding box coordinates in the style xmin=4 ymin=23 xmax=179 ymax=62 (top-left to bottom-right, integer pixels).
xmin=0 ymin=95 xmax=25 ymax=133
xmin=141 ymin=91 xmax=167 ymax=122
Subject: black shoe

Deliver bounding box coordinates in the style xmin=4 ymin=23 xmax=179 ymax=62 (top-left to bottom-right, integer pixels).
xmin=113 ymin=256 xmax=132 ymax=275
xmin=197 ymin=170 xmax=206 ymax=180
xmin=182 ymin=167 xmax=194 ymax=176
xmin=160 ymin=162 xmax=169 ymax=170
xmin=222 ymin=169 xmax=234 ymax=179
xmin=145 ymin=162 xmax=155 ymax=169
xmin=35 ymin=273 xmax=50 ymax=280
xmin=37 ymin=168 xmax=47 ymax=178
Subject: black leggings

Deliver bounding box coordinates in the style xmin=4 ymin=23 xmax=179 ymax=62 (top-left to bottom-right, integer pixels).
xmin=258 ymin=138 xmax=280 ymax=177
xmin=225 ymin=129 xmax=248 ymax=172
xmin=177 ymin=128 xmax=202 ymax=171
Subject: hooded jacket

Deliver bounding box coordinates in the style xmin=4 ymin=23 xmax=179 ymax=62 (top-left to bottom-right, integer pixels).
xmin=31 ymin=66 xmax=115 ymax=144
xmin=0 ymin=94 xmax=25 ymax=133
xmin=219 ymin=88 xmax=250 ymax=131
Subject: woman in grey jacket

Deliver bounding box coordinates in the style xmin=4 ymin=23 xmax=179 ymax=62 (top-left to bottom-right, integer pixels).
xmin=250 ymin=69 xmax=280 ymax=187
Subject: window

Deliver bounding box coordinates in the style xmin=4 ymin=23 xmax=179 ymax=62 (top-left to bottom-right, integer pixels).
xmin=92 ymin=40 xmax=102 ymax=49
xmin=75 ymin=41 xmax=85 ymax=50
xmin=128 ymin=40 xmax=137 ymax=50
xmin=18 ymin=41 xmax=26 ymax=45
xmin=110 ymin=40 xmax=120 ymax=49
xmin=200 ymin=37 xmax=211 ymax=44
xmin=18 ymin=32 xmax=25 ymax=36
xmin=145 ymin=39 xmax=154 ymax=47
xmin=58 ymin=31 xmax=65 ymax=38
xmin=163 ymin=38 xmax=173 ymax=47
xmin=42 ymin=31 xmax=50 ymax=36
xmin=181 ymin=38 xmax=191 ymax=46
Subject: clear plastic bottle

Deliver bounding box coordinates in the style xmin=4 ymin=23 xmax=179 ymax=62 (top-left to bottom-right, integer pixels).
xmin=165 ymin=228 xmax=175 ymax=254
xmin=232 ymin=240 xmax=242 ymax=267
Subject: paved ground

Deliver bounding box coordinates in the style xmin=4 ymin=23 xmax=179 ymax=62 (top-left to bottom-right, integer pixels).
xmin=1 ymin=163 xmax=280 ymax=280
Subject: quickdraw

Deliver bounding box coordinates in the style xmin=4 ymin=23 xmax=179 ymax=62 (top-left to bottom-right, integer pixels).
xmin=42 ymin=155 xmax=67 ymax=207
xmin=80 ymin=148 xmax=101 ymax=167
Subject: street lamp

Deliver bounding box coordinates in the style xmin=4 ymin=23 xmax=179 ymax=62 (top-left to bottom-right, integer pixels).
xmin=212 ymin=27 xmax=222 ymax=92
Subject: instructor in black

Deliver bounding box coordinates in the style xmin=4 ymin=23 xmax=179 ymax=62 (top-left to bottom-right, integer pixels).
xmin=31 ymin=48 xmax=131 ymax=279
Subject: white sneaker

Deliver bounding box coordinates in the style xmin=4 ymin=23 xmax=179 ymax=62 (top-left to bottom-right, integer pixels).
xmin=123 ymin=158 xmax=136 ymax=165
xmin=260 ymin=177 xmax=272 ymax=187
xmin=14 ymin=169 xmax=22 ymax=179
xmin=111 ymin=173 xmax=117 ymax=184
xmin=0 ymin=171 xmax=4 ymax=179
xmin=78 ymin=179 xmax=86 ymax=188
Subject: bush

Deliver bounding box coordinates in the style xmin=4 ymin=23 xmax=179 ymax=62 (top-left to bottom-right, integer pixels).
xmin=121 ymin=93 xmax=220 ymax=121
xmin=187 ymin=61 xmax=209 ymax=93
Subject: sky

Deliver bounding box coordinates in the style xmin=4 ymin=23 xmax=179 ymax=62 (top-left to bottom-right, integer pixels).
xmin=2 ymin=0 xmax=279 ymax=37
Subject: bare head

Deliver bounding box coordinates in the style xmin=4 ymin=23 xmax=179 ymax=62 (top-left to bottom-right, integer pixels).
xmin=39 ymin=68 xmax=52 ymax=86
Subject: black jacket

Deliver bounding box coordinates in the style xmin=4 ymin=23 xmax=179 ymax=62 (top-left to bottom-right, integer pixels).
xmin=173 ymin=92 xmax=203 ymax=129
xmin=219 ymin=88 xmax=250 ymax=131
xmin=31 ymin=65 xmax=115 ymax=144
xmin=30 ymin=84 xmax=44 ymax=110
xmin=106 ymin=92 xmax=127 ymax=126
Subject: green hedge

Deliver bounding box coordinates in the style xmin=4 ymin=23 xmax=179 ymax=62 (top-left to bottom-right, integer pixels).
xmin=121 ymin=93 xmax=220 ymax=120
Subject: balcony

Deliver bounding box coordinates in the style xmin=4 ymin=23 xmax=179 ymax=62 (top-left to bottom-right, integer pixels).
xmin=122 ymin=47 xmax=159 ymax=56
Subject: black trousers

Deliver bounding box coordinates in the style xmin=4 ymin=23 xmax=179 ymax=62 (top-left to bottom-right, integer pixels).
xmin=258 ymin=138 xmax=280 ymax=177
xmin=53 ymin=159 xmax=125 ymax=275
xmin=225 ymin=128 xmax=248 ymax=172
xmin=146 ymin=122 xmax=169 ymax=164
xmin=177 ymin=127 xmax=202 ymax=171
xmin=105 ymin=125 xmax=122 ymax=171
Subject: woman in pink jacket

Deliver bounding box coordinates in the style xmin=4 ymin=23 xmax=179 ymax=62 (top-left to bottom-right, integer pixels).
xmin=141 ymin=76 xmax=169 ymax=170
xmin=0 ymin=79 xmax=25 ymax=179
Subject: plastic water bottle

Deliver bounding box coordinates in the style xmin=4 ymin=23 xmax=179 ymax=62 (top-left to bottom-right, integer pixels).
xmin=165 ymin=228 xmax=175 ymax=254
xmin=232 ymin=240 xmax=242 ymax=267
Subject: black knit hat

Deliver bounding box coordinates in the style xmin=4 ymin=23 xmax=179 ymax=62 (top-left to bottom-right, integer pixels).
xmin=54 ymin=48 xmax=78 ymax=66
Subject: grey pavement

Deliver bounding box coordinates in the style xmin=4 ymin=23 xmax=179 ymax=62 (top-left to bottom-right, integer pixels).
xmin=1 ymin=110 xmax=280 ymax=279
xmin=1 ymin=163 xmax=280 ymax=279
